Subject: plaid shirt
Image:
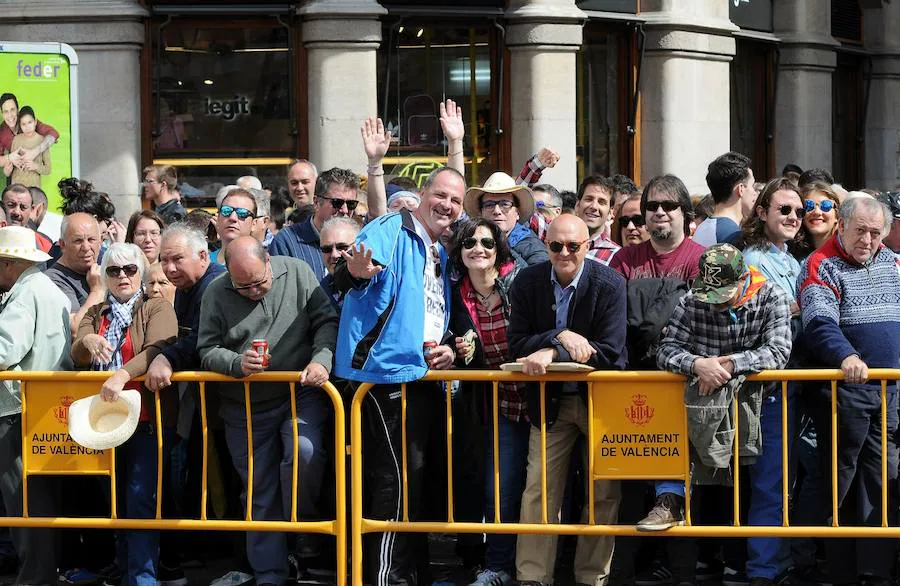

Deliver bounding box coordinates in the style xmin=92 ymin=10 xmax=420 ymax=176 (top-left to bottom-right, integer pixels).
xmin=586 ymin=233 xmax=620 ymax=266
xmin=468 ymin=289 xmax=528 ymax=422
xmin=657 ymin=270 xmax=792 ymax=377
xmin=518 ymin=154 xmax=549 ymax=242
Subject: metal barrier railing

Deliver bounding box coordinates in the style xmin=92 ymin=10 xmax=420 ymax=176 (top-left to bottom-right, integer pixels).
xmin=349 ymin=369 xmax=900 ymax=586
xmin=1 ymin=371 xmax=346 ymax=586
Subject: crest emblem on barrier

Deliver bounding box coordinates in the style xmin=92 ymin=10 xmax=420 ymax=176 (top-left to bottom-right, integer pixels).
xmin=625 ymin=394 xmax=654 ymax=426
xmin=53 ymin=395 xmax=74 ymax=425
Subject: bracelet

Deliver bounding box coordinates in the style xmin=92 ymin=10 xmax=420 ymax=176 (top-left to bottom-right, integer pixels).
xmin=448 ymin=150 xmax=463 ymax=157
xmin=367 ymin=163 xmax=383 ymax=172
xmin=368 ymin=171 xmax=384 ymax=177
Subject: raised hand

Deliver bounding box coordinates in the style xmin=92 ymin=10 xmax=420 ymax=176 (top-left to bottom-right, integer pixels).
xmin=439 ymin=99 xmax=465 ymax=142
xmin=537 ymin=147 xmax=560 ymax=168
xmin=340 ymin=242 xmax=383 ymax=280
xmin=361 ymin=116 xmax=392 ymax=164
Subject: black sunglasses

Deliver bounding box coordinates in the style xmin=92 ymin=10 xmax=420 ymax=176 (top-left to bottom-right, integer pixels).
xmin=804 ymin=199 xmax=835 ymax=213
xmin=320 ymin=243 xmax=352 ymax=254
xmin=617 ymin=214 xmax=646 ymax=229
xmin=462 ymin=237 xmax=496 ymax=250
xmin=773 ymin=204 xmax=806 ymax=218
xmin=329 ymin=198 xmax=359 ymax=211
xmin=548 ymin=240 xmax=587 ymax=254
xmin=106 ymin=264 xmax=139 ymax=278
xmin=219 ymin=205 xmax=255 ymax=220
xmin=645 ymin=200 xmax=681 ymax=213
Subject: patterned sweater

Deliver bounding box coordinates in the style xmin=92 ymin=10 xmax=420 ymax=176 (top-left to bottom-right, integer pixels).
xmin=797 ymin=235 xmax=900 ymax=400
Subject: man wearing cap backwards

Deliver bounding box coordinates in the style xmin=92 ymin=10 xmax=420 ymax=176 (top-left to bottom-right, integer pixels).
xmin=463 ymin=172 xmax=549 ymax=267
xmin=0 ymin=225 xmax=72 ymax=586
xmin=797 ymin=196 xmax=900 ymax=586
xmin=656 ymin=244 xmax=792 ymax=586
xmin=333 ymin=166 xmax=463 ymax=586
xmin=198 ymin=236 xmax=337 ymax=586
xmin=509 ymin=214 xmax=627 ymax=586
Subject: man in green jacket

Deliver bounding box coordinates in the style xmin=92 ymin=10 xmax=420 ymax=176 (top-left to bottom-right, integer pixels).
xmin=198 ymin=236 xmax=338 ymax=586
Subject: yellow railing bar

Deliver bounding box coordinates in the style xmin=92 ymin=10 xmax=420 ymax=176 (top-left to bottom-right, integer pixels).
xmin=539 ymin=381 xmax=548 ymax=525
xmin=351 ymin=383 xmax=372 ymax=586
xmin=155 ymin=391 xmax=164 ymax=520
xmin=732 ymin=391 xmax=740 ymax=527
xmin=331 ymin=381 xmax=348 ymax=586
xmin=831 ymin=380 xmax=838 ymax=527
xmin=445 ymin=381 xmax=454 ymax=523
xmin=781 ymin=381 xmax=789 ymax=527
xmin=492 ymin=381 xmax=500 ymax=524
xmin=683 ymin=402 xmax=691 ymax=525
xmin=21 ymin=380 xmax=28 ymax=518
xmin=401 ymin=383 xmax=409 ymax=522
xmin=244 ymin=381 xmax=254 ymax=522
xmin=881 ymin=379 xmax=888 ymax=527
xmin=290 ymin=382 xmax=299 ymax=523
xmin=199 ymin=381 xmax=209 ymax=521
xmin=587 ymin=382 xmax=596 ymax=526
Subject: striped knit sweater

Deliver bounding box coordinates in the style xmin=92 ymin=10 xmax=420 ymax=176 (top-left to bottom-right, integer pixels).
xmin=797 ymin=234 xmax=900 ymax=403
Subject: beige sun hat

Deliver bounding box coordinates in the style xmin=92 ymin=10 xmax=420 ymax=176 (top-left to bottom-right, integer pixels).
xmin=463 ymin=172 xmax=535 ymax=220
xmin=68 ymin=390 xmax=142 ymax=450
xmin=0 ymin=226 xmax=51 ymax=263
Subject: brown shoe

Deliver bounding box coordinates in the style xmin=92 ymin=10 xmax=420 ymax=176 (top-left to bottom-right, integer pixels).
xmin=636 ymin=492 xmax=685 ymax=531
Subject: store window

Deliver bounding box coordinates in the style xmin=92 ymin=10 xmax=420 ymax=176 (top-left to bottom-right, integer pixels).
xmin=149 ymin=18 xmax=296 ymax=202
xmin=730 ymin=40 xmax=776 ymax=180
xmin=376 ymin=22 xmax=500 ymax=186
xmin=579 ymin=23 xmax=635 ymax=181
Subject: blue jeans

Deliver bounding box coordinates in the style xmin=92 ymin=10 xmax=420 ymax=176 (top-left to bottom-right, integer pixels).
xmin=222 ymin=391 xmax=329 ymax=586
xmin=115 ymin=424 xmax=175 ymax=586
xmin=483 ymin=416 xmax=530 ymax=573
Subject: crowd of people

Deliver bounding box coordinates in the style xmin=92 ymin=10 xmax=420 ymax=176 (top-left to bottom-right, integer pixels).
xmin=0 ymin=98 xmax=899 ymax=586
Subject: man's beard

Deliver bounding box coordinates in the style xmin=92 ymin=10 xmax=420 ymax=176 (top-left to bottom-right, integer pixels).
xmin=651 ymin=227 xmax=672 ymax=241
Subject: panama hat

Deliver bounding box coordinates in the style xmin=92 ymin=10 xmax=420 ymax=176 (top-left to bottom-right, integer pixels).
xmin=68 ymin=390 xmax=141 ymax=450
xmin=463 ymin=172 xmax=535 ymax=220
xmin=0 ymin=226 xmax=51 ymax=263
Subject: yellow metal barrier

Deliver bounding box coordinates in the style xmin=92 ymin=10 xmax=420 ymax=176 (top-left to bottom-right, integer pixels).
xmin=349 ymin=369 xmax=900 ymax=586
xmin=2 ymin=371 xmax=347 ymax=586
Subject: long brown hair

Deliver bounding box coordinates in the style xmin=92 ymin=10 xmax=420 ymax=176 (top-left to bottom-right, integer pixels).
xmin=740 ymin=177 xmax=805 ymax=249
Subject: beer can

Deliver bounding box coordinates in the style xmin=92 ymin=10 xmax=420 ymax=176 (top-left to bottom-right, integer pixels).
xmin=252 ymin=339 xmax=269 ymax=367
xmin=423 ymin=340 xmax=437 ymax=357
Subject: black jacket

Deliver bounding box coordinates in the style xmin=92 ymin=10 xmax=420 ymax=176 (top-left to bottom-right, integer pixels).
xmin=508 ymin=260 xmax=628 ymax=428
xmin=625 ymin=277 xmax=689 ymax=369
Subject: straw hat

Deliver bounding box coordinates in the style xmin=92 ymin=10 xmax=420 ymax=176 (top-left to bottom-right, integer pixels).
xmin=0 ymin=226 xmax=51 ymax=263
xmin=68 ymin=390 xmax=141 ymax=450
xmin=463 ymin=172 xmax=535 ymax=220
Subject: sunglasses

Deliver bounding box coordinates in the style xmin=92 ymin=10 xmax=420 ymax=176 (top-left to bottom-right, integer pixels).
xmin=535 ymin=201 xmax=560 ymax=210
xmin=480 ymin=199 xmax=516 ymax=212
xmin=773 ymin=204 xmax=806 ymax=218
xmin=329 ymin=198 xmax=359 ymax=211
xmin=645 ymin=200 xmax=681 ymax=213
xmin=219 ymin=205 xmax=255 ymax=220
xmin=320 ymin=243 xmax=352 ymax=254
xmin=804 ymin=199 xmax=835 ymax=213
xmin=617 ymin=214 xmax=646 ymax=229
xmin=462 ymin=237 xmax=496 ymax=250
xmin=548 ymin=240 xmax=587 ymax=254
xmin=106 ymin=264 xmax=139 ymax=278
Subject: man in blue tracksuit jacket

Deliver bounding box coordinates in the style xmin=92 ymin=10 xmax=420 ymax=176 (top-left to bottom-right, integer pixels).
xmin=333 ymin=167 xmax=465 ymax=586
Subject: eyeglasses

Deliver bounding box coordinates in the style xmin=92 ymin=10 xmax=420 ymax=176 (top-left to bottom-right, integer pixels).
xmin=548 ymin=240 xmax=587 ymax=254
xmin=329 ymin=198 xmax=359 ymax=211
xmin=645 ymin=200 xmax=681 ymax=213
xmin=320 ymin=243 xmax=352 ymax=254
xmin=219 ymin=205 xmax=255 ymax=220
xmin=462 ymin=237 xmax=496 ymax=250
xmin=773 ymin=204 xmax=806 ymax=218
xmin=804 ymin=199 xmax=835 ymax=214
xmin=105 ymin=264 xmax=139 ymax=278
xmin=617 ymin=214 xmax=646 ymax=229
xmin=479 ymin=199 xmax=516 ymax=212
xmin=231 ymin=265 xmax=269 ymax=291
xmin=535 ymin=201 xmax=560 ymax=211
xmin=134 ymin=230 xmax=161 ymax=239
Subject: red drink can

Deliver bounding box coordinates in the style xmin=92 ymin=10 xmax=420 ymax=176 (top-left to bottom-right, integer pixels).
xmin=252 ymin=339 xmax=269 ymax=367
xmin=423 ymin=340 xmax=437 ymax=357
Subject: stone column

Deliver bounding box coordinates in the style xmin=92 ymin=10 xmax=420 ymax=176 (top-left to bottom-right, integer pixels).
xmin=773 ymin=0 xmax=839 ymax=173
xmin=0 ymin=0 xmax=147 ymax=220
xmin=506 ymin=0 xmax=585 ymax=191
xmin=638 ymin=0 xmax=736 ymax=193
xmin=300 ymin=0 xmax=386 ymax=172
xmin=863 ymin=1 xmax=900 ymax=190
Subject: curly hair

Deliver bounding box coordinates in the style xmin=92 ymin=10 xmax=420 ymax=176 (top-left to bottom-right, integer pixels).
xmin=740 ymin=178 xmax=804 ymax=249
xmin=57 ymin=177 xmax=116 ymax=220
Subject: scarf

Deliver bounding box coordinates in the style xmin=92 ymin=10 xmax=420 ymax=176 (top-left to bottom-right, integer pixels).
xmin=100 ymin=289 xmax=142 ymax=371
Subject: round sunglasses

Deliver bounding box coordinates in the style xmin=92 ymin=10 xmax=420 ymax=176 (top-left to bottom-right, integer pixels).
xmin=772 ymin=204 xmax=806 ymax=218
xmin=804 ymin=199 xmax=835 ymax=214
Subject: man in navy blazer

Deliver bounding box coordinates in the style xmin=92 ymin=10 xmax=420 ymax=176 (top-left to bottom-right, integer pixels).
xmin=509 ymin=214 xmax=627 ymax=586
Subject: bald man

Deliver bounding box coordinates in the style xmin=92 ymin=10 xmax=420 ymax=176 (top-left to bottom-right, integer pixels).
xmin=44 ymin=212 xmax=103 ymax=332
xmin=508 ymin=214 xmax=627 ymax=586
xmin=197 ymin=236 xmax=338 ymax=586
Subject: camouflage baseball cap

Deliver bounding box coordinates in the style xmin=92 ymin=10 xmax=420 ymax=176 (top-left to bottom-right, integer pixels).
xmin=692 ymin=244 xmax=745 ymax=304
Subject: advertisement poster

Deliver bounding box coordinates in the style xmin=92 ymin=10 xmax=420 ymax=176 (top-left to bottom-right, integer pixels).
xmin=0 ymin=42 xmax=79 ymax=214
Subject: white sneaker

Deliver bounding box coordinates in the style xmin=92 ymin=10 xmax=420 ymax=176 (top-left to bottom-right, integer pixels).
xmin=468 ymin=569 xmax=512 ymax=586
xmin=209 ymin=570 xmax=254 ymax=586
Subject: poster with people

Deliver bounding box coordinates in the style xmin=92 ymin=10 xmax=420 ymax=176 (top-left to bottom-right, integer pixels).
xmin=0 ymin=43 xmax=78 ymax=213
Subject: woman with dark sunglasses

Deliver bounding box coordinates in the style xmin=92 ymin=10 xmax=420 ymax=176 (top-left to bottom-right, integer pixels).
xmin=71 ymin=242 xmax=178 ymax=586
xmin=447 ymin=218 xmax=526 ymax=586
xmin=610 ymin=192 xmax=649 ymax=247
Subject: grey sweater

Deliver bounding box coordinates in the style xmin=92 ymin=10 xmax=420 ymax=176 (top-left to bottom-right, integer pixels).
xmin=198 ymin=256 xmax=338 ymax=410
